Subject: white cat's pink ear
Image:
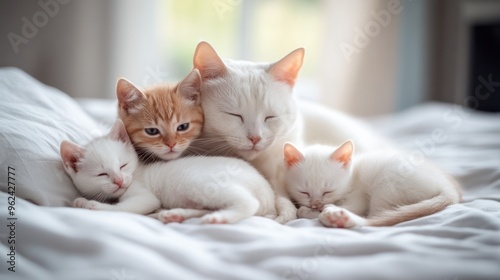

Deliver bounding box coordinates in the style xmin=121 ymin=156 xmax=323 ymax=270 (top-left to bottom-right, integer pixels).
xmin=60 ymin=140 xmax=85 ymax=173
xmin=330 ymin=140 xmax=354 ymax=167
xmin=109 ymin=119 xmax=131 ymax=144
xmin=116 ymin=78 xmax=145 ymax=115
xmin=178 ymin=69 xmax=202 ymax=103
xmin=284 ymin=143 xmax=304 ymax=168
xmin=268 ymin=48 xmax=305 ymax=87
xmin=193 ymin=41 xmax=227 ymax=80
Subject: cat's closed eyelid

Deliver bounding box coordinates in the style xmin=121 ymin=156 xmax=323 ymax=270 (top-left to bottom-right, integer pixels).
xmin=300 ymin=191 xmax=310 ymax=197
xmin=224 ymin=112 xmax=243 ymax=122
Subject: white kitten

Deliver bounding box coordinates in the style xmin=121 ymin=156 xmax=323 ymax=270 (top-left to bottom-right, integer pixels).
xmin=60 ymin=120 xmax=277 ymax=224
xmin=189 ymin=42 xmax=304 ymax=223
xmin=283 ymin=141 xmax=462 ymax=228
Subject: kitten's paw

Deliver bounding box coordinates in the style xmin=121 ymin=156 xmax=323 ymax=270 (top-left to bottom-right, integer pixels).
xmin=72 ymin=197 xmax=89 ymax=208
xmin=297 ymin=206 xmax=320 ymax=219
xmin=72 ymin=197 xmax=107 ymax=210
xmin=264 ymin=214 xmax=277 ymax=219
xmin=319 ymin=205 xmax=362 ymax=228
xmin=274 ymin=198 xmax=298 ymax=224
xmin=274 ymin=211 xmax=297 ymax=224
xmin=201 ymin=213 xmax=228 ymax=224
xmin=158 ymin=209 xmax=186 ymax=223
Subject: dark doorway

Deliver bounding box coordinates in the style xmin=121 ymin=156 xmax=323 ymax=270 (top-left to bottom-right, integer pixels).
xmin=468 ymin=22 xmax=500 ymax=112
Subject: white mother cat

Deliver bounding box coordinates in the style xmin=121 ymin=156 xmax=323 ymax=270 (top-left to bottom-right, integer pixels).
xmin=190 ymin=42 xmax=305 ymax=223
xmin=60 ymin=120 xmax=277 ymax=224
xmin=283 ymin=140 xmax=461 ymax=228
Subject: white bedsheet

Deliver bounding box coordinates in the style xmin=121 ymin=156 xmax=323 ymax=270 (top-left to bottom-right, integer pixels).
xmin=1 ymin=102 xmax=500 ymax=280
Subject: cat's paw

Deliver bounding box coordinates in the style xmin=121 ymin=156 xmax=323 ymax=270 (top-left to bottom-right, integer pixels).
xmin=297 ymin=206 xmax=320 ymax=219
xmin=72 ymin=197 xmax=89 ymax=208
xmin=274 ymin=213 xmax=296 ymax=224
xmin=274 ymin=198 xmax=298 ymax=224
xmin=264 ymin=214 xmax=277 ymax=219
xmin=319 ymin=205 xmax=363 ymax=228
xmin=201 ymin=213 xmax=228 ymax=224
xmin=158 ymin=209 xmax=186 ymax=223
xmin=72 ymin=197 xmax=107 ymax=210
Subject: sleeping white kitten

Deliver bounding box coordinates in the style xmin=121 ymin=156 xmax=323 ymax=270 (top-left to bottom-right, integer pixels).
xmin=283 ymin=140 xmax=462 ymax=228
xmin=60 ymin=120 xmax=277 ymax=224
xmin=189 ymin=42 xmax=304 ymax=223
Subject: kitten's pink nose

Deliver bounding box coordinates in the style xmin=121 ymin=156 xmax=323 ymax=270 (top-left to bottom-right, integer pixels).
xmin=311 ymin=201 xmax=323 ymax=210
xmin=248 ymin=136 xmax=261 ymax=145
xmin=114 ymin=178 xmax=124 ymax=188
xmin=165 ymin=141 xmax=176 ymax=149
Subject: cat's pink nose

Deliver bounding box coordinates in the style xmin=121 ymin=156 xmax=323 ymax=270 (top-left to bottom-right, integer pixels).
xmin=311 ymin=202 xmax=323 ymax=210
xmin=165 ymin=142 xmax=176 ymax=149
xmin=248 ymin=136 xmax=261 ymax=145
xmin=114 ymin=178 xmax=124 ymax=188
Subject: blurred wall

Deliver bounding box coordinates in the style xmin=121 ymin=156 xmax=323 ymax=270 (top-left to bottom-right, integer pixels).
xmin=0 ymin=0 xmax=164 ymax=99
xmin=3 ymin=0 xmax=493 ymax=114
xmin=319 ymin=0 xmax=401 ymax=117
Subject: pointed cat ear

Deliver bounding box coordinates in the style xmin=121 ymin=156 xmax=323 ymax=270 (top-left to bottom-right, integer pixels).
xmin=268 ymin=48 xmax=305 ymax=87
xmin=116 ymin=78 xmax=145 ymax=115
xmin=60 ymin=140 xmax=85 ymax=173
xmin=178 ymin=69 xmax=202 ymax=103
xmin=330 ymin=140 xmax=354 ymax=167
xmin=109 ymin=119 xmax=131 ymax=144
xmin=284 ymin=142 xmax=304 ymax=168
xmin=193 ymin=41 xmax=227 ymax=80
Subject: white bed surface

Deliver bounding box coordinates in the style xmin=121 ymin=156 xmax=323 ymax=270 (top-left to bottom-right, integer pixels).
xmin=2 ymin=101 xmax=500 ymax=279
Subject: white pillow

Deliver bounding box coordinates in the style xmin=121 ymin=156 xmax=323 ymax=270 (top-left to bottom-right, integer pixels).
xmin=0 ymin=68 xmax=104 ymax=206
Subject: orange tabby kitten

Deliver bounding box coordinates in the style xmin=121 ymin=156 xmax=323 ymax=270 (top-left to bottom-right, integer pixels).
xmin=117 ymin=69 xmax=203 ymax=163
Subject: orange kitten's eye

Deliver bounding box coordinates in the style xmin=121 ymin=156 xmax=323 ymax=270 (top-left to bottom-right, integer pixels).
xmin=300 ymin=191 xmax=310 ymax=197
xmin=120 ymin=163 xmax=127 ymax=169
xmin=97 ymin=173 xmax=108 ymax=177
xmin=177 ymin=123 xmax=190 ymax=131
xmin=145 ymin=128 xmax=160 ymax=136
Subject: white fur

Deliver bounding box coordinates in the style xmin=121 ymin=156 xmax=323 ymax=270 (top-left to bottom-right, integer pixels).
xmin=197 ymin=61 xmax=302 ymax=160
xmin=298 ymin=100 xmax=393 ymax=153
xmin=195 ymin=62 xmax=302 ymax=223
xmin=284 ymin=142 xmax=462 ymax=228
xmin=62 ymin=121 xmax=277 ymax=224
xmin=189 ymin=44 xmax=304 ymax=223
xmin=64 ymin=137 xmax=138 ymax=201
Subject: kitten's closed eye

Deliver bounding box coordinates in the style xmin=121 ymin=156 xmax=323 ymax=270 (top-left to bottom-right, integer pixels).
xmin=177 ymin=123 xmax=190 ymax=131
xmin=300 ymin=191 xmax=310 ymax=197
xmin=225 ymin=112 xmax=244 ymax=122
xmin=145 ymin=128 xmax=160 ymax=136
xmin=323 ymin=191 xmax=332 ymax=196
xmin=265 ymin=116 xmax=276 ymax=121
xmin=120 ymin=163 xmax=128 ymax=169
xmin=97 ymin=173 xmax=108 ymax=177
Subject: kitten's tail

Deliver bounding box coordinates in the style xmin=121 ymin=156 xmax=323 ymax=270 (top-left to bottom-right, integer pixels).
xmin=366 ymin=184 xmax=462 ymax=227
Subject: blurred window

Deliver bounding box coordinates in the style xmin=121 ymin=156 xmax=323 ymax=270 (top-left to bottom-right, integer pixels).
xmin=163 ymin=0 xmax=322 ymax=84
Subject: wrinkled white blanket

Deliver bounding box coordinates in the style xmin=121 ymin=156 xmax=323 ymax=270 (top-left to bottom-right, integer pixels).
xmin=1 ymin=102 xmax=500 ymax=280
